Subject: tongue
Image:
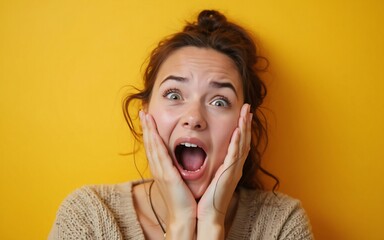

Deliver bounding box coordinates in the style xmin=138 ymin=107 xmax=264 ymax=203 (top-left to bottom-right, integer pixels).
xmin=180 ymin=147 xmax=205 ymax=171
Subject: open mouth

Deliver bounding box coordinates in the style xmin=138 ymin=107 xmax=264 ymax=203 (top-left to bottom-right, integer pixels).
xmin=175 ymin=142 xmax=207 ymax=172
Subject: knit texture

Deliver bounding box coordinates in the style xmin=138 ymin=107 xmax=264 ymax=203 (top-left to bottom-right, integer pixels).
xmin=49 ymin=181 xmax=313 ymax=239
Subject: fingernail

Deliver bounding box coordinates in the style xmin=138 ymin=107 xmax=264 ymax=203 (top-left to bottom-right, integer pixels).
xmin=139 ymin=110 xmax=144 ymax=120
xmin=145 ymin=112 xmax=151 ymax=121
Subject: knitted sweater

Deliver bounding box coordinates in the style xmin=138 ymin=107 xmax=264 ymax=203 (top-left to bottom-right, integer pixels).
xmin=48 ymin=181 xmax=314 ymax=239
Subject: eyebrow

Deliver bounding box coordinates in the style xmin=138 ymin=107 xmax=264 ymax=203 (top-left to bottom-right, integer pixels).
xmin=160 ymin=75 xmax=238 ymax=97
xmin=209 ymin=81 xmax=238 ymax=98
xmin=160 ymin=75 xmax=187 ymax=85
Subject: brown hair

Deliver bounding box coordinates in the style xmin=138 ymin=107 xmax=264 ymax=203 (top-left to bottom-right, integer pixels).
xmin=123 ymin=10 xmax=278 ymax=190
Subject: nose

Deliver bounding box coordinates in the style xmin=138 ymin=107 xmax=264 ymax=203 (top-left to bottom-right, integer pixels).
xmin=181 ymin=104 xmax=207 ymax=130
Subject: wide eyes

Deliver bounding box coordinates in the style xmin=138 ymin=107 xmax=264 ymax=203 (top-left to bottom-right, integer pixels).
xmin=163 ymin=89 xmax=182 ymax=100
xmin=162 ymin=88 xmax=232 ymax=108
xmin=210 ymin=97 xmax=231 ymax=107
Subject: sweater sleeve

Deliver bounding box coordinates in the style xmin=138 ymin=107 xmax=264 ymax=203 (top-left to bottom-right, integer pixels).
xmin=276 ymin=197 xmax=314 ymax=240
xmin=233 ymin=189 xmax=314 ymax=240
xmin=48 ymin=186 xmax=123 ymax=240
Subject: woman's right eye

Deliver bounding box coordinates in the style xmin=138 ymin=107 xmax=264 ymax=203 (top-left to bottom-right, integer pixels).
xmin=166 ymin=92 xmax=182 ymax=100
xmin=163 ymin=89 xmax=182 ymax=100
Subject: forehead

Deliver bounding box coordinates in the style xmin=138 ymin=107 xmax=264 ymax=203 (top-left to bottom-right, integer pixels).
xmin=155 ymin=46 xmax=242 ymax=90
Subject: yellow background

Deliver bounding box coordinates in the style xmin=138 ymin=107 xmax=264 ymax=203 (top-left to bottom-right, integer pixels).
xmin=1 ymin=0 xmax=383 ymax=239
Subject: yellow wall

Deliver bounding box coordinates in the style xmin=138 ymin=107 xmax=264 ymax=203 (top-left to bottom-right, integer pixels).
xmin=1 ymin=1 xmax=383 ymax=239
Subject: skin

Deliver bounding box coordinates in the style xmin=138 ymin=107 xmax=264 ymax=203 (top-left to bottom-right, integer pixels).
xmin=136 ymin=46 xmax=253 ymax=239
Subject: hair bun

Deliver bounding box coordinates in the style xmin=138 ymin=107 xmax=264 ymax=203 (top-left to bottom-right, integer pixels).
xmin=197 ymin=10 xmax=227 ymax=33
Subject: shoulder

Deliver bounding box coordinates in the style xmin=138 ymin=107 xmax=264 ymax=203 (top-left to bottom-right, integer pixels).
xmin=240 ymin=188 xmax=303 ymax=215
xmin=48 ymin=182 xmax=135 ymax=239
xmin=56 ymin=182 xmax=133 ymax=219
xmin=236 ymin=188 xmax=314 ymax=240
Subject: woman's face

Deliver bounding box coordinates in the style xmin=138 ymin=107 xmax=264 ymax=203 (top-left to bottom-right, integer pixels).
xmin=147 ymin=46 xmax=244 ymax=199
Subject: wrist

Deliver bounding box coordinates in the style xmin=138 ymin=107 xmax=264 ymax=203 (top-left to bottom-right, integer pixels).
xmin=197 ymin=218 xmax=225 ymax=240
xmin=166 ymin=217 xmax=196 ymax=240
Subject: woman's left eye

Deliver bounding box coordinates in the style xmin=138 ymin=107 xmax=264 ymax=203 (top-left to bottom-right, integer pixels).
xmin=211 ymin=97 xmax=231 ymax=107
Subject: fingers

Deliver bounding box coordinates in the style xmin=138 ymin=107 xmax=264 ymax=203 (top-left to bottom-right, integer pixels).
xmin=226 ymin=104 xmax=252 ymax=165
xmin=139 ymin=110 xmax=173 ymax=178
xmin=239 ymin=104 xmax=252 ymax=160
xmin=140 ymin=110 xmax=157 ymax=174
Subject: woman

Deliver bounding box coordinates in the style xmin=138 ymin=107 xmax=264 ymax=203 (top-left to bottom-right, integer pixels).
xmin=49 ymin=10 xmax=313 ymax=239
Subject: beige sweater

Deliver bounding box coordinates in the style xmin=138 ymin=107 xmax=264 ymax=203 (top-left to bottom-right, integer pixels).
xmin=49 ymin=181 xmax=313 ymax=239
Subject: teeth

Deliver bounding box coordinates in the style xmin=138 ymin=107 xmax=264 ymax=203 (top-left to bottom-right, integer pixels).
xmin=181 ymin=142 xmax=198 ymax=148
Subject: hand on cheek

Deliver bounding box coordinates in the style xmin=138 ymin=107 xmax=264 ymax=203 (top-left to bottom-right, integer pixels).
xmin=139 ymin=110 xmax=197 ymax=239
xmin=196 ymin=103 xmax=252 ymax=239
xmin=139 ymin=110 xmax=176 ymax=180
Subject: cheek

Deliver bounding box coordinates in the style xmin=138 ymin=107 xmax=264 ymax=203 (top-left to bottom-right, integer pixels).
xmin=148 ymin=107 xmax=177 ymax=143
xmin=212 ymin=116 xmax=239 ymax=159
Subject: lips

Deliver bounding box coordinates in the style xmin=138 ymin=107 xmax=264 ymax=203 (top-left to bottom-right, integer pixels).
xmin=173 ymin=138 xmax=207 ymax=180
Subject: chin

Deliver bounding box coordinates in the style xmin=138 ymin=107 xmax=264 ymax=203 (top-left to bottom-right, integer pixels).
xmin=186 ymin=180 xmax=209 ymax=200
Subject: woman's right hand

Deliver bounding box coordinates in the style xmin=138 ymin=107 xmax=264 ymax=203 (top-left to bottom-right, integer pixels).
xmin=140 ymin=110 xmax=197 ymax=240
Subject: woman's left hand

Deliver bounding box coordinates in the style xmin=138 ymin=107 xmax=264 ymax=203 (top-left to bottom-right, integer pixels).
xmin=196 ymin=103 xmax=253 ymax=239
